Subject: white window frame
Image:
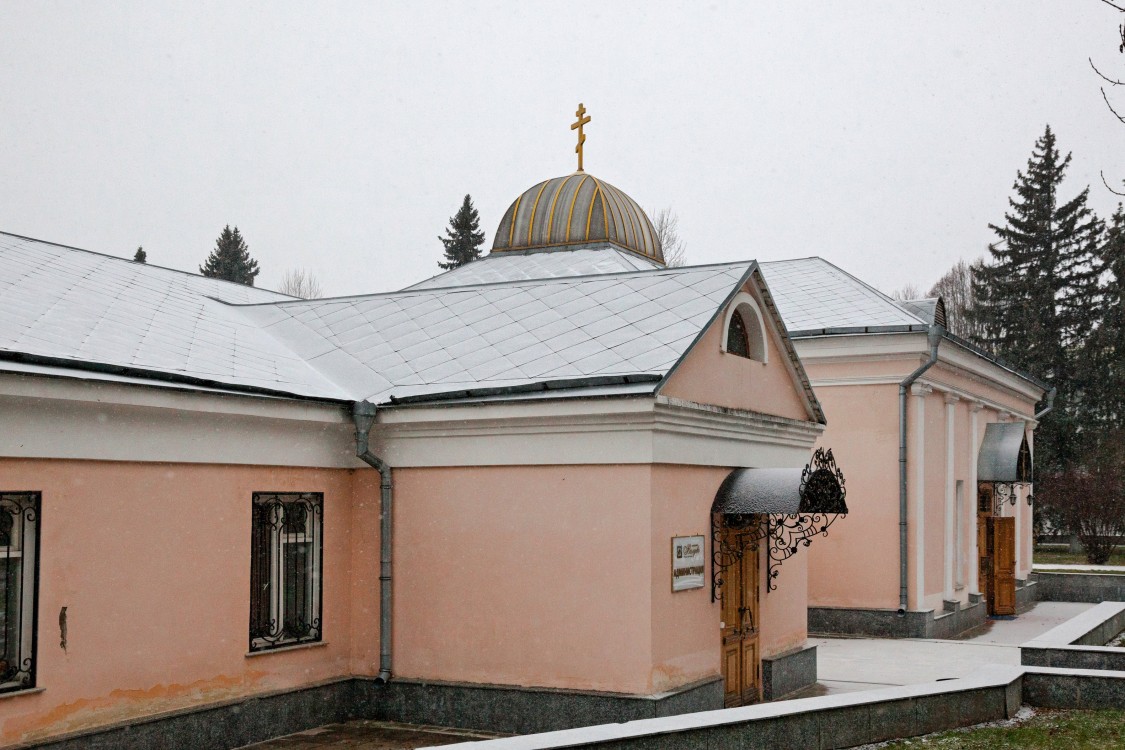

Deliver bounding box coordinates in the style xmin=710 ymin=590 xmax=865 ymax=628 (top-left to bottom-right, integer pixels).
xmin=720 ymin=292 xmax=769 ymax=363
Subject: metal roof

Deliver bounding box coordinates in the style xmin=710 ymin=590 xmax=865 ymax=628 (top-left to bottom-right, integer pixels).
xmin=412 ymin=254 xmax=930 ymax=335
xmin=977 ymin=422 xmax=1032 ymax=483
xmin=757 ymin=258 xmax=929 ymax=334
xmin=1 ymin=232 xmax=781 ymax=407
xmin=712 ymin=468 xmax=807 ymax=514
xmin=492 ymin=173 xmax=663 ymax=263
xmin=406 ymin=246 xmax=663 ymax=290
xmin=0 ymin=231 xmax=347 ymax=399
xmin=408 ymin=252 xmax=1047 ymax=394
xmin=236 ymin=262 xmax=757 ymax=404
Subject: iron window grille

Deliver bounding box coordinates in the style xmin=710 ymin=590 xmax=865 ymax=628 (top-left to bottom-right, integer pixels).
xmin=249 ymin=493 xmax=323 ymax=652
xmin=0 ymin=493 xmax=39 ymax=693
xmin=726 ymin=311 xmax=751 ymax=358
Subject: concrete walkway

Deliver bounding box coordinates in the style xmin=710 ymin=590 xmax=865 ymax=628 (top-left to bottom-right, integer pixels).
xmin=807 ymin=601 xmax=1095 ymax=695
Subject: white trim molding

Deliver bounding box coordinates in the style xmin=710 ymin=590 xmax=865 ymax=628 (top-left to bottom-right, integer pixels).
xmin=1 ymin=371 xmax=824 ymax=470
xmin=720 ymin=292 xmax=768 ymax=363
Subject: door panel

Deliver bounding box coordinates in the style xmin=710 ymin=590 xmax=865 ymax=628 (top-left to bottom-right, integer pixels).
xmin=992 ymin=516 xmax=1017 ymax=616
xmin=719 ymin=523 xmax=761 ymax=707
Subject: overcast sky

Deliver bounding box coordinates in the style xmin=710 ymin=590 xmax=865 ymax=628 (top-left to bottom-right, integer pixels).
xmin=2 ymin=2 xmax=1123 ymax=298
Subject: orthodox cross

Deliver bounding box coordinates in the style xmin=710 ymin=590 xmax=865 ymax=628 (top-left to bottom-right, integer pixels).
xmin=570 ymin=102 xmax=591 ymax=172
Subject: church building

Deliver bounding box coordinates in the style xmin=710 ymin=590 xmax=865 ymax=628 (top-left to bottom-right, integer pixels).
xmin=0 ymin=109 xmax=848 ymax=748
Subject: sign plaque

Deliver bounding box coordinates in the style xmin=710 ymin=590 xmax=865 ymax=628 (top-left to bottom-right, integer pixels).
xmin=671 ymin=535 xmax=705 ymax=592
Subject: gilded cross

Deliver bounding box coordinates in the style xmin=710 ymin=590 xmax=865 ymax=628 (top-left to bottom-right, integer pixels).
xmin=570 ymin=102 xmax=591 ymax=172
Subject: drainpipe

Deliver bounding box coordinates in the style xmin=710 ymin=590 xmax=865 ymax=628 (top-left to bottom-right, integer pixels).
xmin=353 ymin=400 xmax=393 ymax=684
xmin=1034 ymin=388 xmax=1056 ymax=420
xmin=898 ymin=325 xmax=944 ymax=615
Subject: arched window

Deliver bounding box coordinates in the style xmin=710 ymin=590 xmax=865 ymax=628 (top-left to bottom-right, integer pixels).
xmin=721 ymin=293 xmax=768 ymax=362
xmin=727 ymin=311 xmax=750 ymax=358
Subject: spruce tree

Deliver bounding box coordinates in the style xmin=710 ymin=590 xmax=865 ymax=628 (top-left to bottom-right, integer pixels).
xmin=438 ymin=195 xmax=485 ymax=270
xmin=971 ymin=125 xmax=1103 ymax=473
xmin=1084 ymin=204 xmax=1125 ymax=431
xmin=133 ymin=246 xmax=147 ymax=263
xmin=199 ymin=225 xmax=260 ymax=285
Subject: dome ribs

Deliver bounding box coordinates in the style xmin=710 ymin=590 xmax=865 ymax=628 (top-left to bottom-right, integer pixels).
xmin=490 ymin=172 xmax=663 ymax=264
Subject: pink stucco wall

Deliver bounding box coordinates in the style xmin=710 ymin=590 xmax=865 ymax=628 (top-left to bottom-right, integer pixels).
xmin=803 ymin=355 xmax=1041 ymax=613
xmin=392 ymin=464 xmax=655 ymax=694
xmin=0 ymin=458 xmax=377 ymax=746
xmin=393 ymin=463 xmax=810 ymax=697
xmin=805 ymin=383 xmax=901 ymax=609
xmin=662 ymin=278 xmax=810 ymax=422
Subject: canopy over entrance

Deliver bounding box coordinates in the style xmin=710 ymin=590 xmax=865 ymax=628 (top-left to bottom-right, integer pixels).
xmin=710 ymin=449 xmax=848 ymax=598
xmin=977 ymin=422 xmax=1032 ymax=483
xmin=712 ymin=462 xmax=848 ymax=516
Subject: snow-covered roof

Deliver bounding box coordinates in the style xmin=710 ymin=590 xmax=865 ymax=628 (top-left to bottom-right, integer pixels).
xmin=407 ymin=253 xmax=930 ymax=335
xmin=3 ymin=232 xmax=805 ymax=409
xmin=235 ymin=262 xmax=757 ymax=404
xmin=757 ymin=258 xmax=929 ymax=334
xmin=0 ymin=231 xmax=347 ymax=398
xmin=406 ymin=245 xmax=663 ymax=290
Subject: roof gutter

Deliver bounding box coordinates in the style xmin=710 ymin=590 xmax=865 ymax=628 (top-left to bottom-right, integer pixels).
xmin=353 ymin=400 xmax=393 ymax=684
xmin=898 ymin=325 xmax=943 ymax=615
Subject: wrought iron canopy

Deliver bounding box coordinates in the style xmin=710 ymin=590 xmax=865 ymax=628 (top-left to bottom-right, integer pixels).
xmin=712 ymin=456 xmax=848 ymax=517
xmin=711 ymin=449 xmax=848 ymax=597
xmin=977 ymin=422 xmax=1032 ymax=484
xmin=712 ymin=468 xmax=804 ymax=515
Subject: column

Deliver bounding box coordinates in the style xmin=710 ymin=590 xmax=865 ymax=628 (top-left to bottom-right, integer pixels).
xmin=1014 ymin=424 xmax=1025 ymax=577
xmin=911 ymin=383 xmax=931 ymax=610
xmin=943 ymin=393 xmax=959 ymax=601
xmin=969 ymin=403 xmax=984 ymax=595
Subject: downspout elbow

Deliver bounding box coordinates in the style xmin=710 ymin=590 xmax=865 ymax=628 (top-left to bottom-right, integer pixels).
xmin=1034 ymin=387 xmax=1056 ymax=421
xmin=353 ymin=400 xmax=393 ymax=684
xmin=898 ymin=325 xmax=944 ymax=614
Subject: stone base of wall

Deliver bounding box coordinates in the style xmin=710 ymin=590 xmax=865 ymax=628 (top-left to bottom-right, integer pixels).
xmin=22 ymin=677 xmax=356 ymax=750
xmin=761 ymin=644 xmax=817 ymax=701
xmin=809 ymin=598 xmax=987 ymax=639
xmin=15 ymin=674 xmax=727 ymax=749
xmin=362 ymin=676 xmax=724 ymax=735
xmin=1032 ymin=572 xmax=1125 ymax=603
xmin=1016 ymin=578 xmax=1039 ymax=612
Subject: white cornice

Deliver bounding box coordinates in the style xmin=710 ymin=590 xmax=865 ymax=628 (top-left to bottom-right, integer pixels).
xmin=369 ymin=396 xmax=822 ymax=468
xmin=2 ymin=372 xmax=820 ymax=470
xmin=793 ymin=332 xmax=1044 ymax=406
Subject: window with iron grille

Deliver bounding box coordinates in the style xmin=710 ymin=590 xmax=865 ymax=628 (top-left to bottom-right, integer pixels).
xmin=249 ymin=493 xmax=323 ymax=652
xmin=0 ymin=493 xmax=39 ymax=692
xmin=727 ymin=311 xmax=751 ymax=358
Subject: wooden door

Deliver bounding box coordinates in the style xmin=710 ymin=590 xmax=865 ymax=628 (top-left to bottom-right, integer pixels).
xmin=991 ymin=516 xmax=1017 ymax=616
xmin=977 ymin=485 xmax=992 ymax=602
xmin=720 ymin=526 xmax=760 ymax=707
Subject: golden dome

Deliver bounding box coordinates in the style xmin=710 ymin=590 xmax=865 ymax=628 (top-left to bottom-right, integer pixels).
xmin=492 ymin=173 xmax=663 ymax=264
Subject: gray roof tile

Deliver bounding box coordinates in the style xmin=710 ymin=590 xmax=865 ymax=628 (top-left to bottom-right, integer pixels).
xmin=1 ymin=231 xmax=786 ymax=407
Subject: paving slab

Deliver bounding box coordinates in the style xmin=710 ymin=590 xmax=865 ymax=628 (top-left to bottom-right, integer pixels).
xmin=807 ymin=601 xmax=1096 ymax=696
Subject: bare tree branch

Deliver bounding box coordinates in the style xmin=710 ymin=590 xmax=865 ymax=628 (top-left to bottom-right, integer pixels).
xmin=651 ymin=207 xmax=688 ymax=267
xmin=1099 ymin=0 xmax=1125 ymax=13
xmin=278 ymin=268 xmax=325 ymax=299
xmin=1103 ymin=86 xmax=1125 ymax=123
xmin=1090 ymin=57 xmax=1125 ymax=85
xmin=1101 ymin=170 xmax=1125 ymax=196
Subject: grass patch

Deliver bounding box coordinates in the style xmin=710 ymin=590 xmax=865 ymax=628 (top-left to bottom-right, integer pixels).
xmin=1034 ymin=548 xmax=1125 ymax=567
xmin=873 ymin=708 xmax=1125 ymax=749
